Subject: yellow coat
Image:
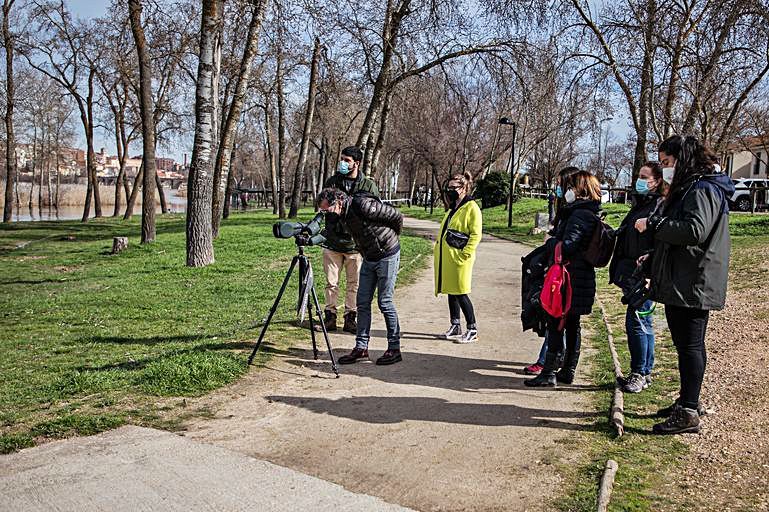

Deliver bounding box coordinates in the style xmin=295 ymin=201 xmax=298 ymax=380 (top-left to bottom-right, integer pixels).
xmin=433 ymin=199 xmax=482 ymax=296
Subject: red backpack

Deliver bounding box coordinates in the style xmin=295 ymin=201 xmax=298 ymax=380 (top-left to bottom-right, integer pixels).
xmin=540 ymin=241 xmax=572 ymax=329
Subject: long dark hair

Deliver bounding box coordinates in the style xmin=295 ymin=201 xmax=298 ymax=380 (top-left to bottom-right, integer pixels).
xmin=658 ymin=135 xmax=719 ymax=200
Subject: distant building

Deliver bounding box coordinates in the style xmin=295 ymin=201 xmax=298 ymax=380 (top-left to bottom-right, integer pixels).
xmin=723 ymin=136 xmax=769 ymax=179
xmin=156 ymin=157 xmax=175 ymax=171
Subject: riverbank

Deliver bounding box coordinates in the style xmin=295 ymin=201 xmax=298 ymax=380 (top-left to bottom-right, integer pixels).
xmin=0 ymin=181 xmax=185 ymax=210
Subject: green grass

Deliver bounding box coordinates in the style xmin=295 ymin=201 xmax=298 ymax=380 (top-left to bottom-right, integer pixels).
xmin=0 ymin=209 xmax=431 ymax=453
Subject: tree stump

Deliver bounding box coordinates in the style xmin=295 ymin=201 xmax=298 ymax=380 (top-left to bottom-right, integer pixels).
xmin=111 ymin=237 xmax=129 ymax=254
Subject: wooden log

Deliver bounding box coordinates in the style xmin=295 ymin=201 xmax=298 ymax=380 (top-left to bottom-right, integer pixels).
xmin=611 ymin=386 xmax=625 ymax=436
xmin=111 ymin=237 xmax=128 ymax=254
xmin=596 ymin=459 xmax=619 ymax=512
xmin=598 ymin=298 xmax=625 ymax=436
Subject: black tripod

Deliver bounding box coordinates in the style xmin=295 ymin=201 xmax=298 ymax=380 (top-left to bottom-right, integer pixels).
xmin=248 ymin=245 xmax=339 ymax=377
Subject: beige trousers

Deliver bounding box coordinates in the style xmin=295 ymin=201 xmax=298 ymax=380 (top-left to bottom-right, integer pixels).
xmin=322 ymin=248 xmax=362 ymax=314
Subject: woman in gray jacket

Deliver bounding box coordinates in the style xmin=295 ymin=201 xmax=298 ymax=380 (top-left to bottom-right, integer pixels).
xmin=637 ymin=135 xmax=734 ymax=435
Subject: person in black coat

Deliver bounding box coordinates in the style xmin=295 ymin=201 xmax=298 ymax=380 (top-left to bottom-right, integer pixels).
xmin=608 ymin=162 xmax=667 ymax=393
xmin=317 ymin=188 xmax=405 ymax=366
xmin=525 ymin=170 xmax=601 ymax=387
xmin=635 ymin=135 xmax=734 ymax=435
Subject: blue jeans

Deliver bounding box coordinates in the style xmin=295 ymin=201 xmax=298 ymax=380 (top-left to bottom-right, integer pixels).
xmin=355 ymin=251 xmax=401 ymax=350
xmin=625 ymin=300 xmax=655 ymax=375
xmin=536 ymin=331 xmax=566 ymax=365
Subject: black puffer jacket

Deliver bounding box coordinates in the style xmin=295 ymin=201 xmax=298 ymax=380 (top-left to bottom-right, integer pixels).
xmin=341 ymin=193 xmax=402 ymax=261
xmin=545 ymin=199 xmax=600 ymax=316
xmin=648 ymin=173 xmax=734 ymax=310
xmin=608 ymin=193 xmax=660 ymax=287
xmin=322 ymin=173 xmax=379 ymax=253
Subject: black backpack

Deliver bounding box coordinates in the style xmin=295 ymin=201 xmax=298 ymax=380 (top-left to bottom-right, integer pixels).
xmin=583 ymin=211 xmax=616 ymax=268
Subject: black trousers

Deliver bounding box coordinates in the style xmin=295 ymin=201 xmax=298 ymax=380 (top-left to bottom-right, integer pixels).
xmin=448 ymin=294 xmax=476 ymax=328
xmin=546 ymin=314 xmax=581 ymax=356
xmin=665 ymin=304 xmax=710 ymax=410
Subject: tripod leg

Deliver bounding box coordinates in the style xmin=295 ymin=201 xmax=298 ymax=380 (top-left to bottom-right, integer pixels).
xmin=311 ymin=284 xmax=339 ymax=377
xmin=248 ymin=256 xmax=299 ymax=365
xmin=308 ymin=292 xmax=320 ymax=361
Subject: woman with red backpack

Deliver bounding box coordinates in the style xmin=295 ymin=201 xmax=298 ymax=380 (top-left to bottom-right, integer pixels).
xmin=525 ymin=170 xmax=602 ymax=387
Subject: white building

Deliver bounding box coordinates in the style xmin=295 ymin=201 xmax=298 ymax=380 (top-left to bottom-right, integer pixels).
xmin=724 ymin=137 xmax=769 ymax=179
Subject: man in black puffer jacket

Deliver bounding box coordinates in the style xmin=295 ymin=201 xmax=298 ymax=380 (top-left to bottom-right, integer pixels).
xmin=317 ymin=188 xmax=404 ymax=366
xmin=317 ymin=146 xmax=379 ymax=334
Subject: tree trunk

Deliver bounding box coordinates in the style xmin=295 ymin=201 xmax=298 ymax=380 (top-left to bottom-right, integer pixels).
xmin=276 ymin=50 xmax=287 ymax=219
xmin=222 ymin=143 xmax=236 ymax=219
xmin=370 ymin=91 xmax=393 ymax=180
xmin=186 ymin=0 xmax=222 ymax=267
xmin=112 ymin=110 xmax=126 ymax=217
xmin=264 ymin=101 xmax=279 ymax=215
xmin=288 ymin=38 xmax=321 ymax=218
xmin=86 ymin=69 xmax=102 ymax=218
xmin=129 ymin=0 xmax=157 ymax=243
xmin=211 ymin=0 xmax=266 ymax=236
xmin=155 ymin=173 xmax=167 ymax=213
xmin=29 ymin=124 xmax=36 ymax=210
xmin=123 ymin=163 xmax=142 ymax=220
xmin=2 ymin=0 xmax=16 ymax=223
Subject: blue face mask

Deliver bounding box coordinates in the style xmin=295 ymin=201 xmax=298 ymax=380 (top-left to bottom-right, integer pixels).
xmin=555 ymin=185 xmax=563 ymax=198
xmin=337 ymin=161 xmax=352 ymax=175
xmin=635 ymin=178 xmax=649 ymax=195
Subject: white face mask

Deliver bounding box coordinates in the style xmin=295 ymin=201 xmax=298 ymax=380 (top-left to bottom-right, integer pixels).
xmin=662 ymin=167 xmax=675 ymax=183
xmin=564 ymin=189 xmax=576 ymax=203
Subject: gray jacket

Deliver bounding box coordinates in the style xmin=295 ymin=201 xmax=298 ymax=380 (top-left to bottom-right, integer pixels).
xmin=648 ymin=173 xmax=734 ymax=310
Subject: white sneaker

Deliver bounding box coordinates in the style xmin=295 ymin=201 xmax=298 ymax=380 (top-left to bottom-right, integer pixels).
xmin=643 ymin=374 xmax=652 ymax=389
xmin=454 ymin=329 xmax=478 ymax=344
xmin=441 ymin=323 xmax=462 ymax=339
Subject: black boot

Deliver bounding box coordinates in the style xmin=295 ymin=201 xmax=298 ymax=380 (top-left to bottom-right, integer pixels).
xmin=524 ymin=352 xmax=557 ymax=387
xmin=652 ymin=404 xmax=700 ymax=434
xmin=555 ymin=350 xmax=580 ymax=384
xmin=314 ymin=310 xmax=337 ymax=332
xmin=342 ymin=311 xmax=357 ymax=333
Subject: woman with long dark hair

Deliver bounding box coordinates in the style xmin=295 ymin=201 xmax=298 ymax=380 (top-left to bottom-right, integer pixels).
xmin=525 ymin=170 xmax=601 ymax=387
xmin=637 ymin=135 xmax=734 ymax=434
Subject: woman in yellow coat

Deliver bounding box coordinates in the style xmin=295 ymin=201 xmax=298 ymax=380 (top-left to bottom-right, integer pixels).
xmin=434 ymin=171 xmax=483 ymax=343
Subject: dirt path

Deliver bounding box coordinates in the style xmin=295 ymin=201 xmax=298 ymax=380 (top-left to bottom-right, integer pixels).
xmin=183 ymin=217 xmax=595 ymax=512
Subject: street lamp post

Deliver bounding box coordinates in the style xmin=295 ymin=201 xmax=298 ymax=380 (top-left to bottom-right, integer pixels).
xmin=499 ymin=117 xmax=516 ymax=228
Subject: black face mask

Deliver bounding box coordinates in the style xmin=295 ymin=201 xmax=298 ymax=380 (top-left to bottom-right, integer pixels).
xmin=446 ymin=189 xmax=460 ymax=203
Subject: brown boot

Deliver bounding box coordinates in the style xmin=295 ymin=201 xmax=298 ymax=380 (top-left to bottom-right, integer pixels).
xmin=314 ymin=310 xmax=337 ymax=332
xmin=342 ymin=311 xmax=357 ymax=333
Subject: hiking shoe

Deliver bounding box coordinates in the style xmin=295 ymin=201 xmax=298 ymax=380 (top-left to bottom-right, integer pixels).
xmin=643 ymin=374 xmax=652 ymax=389
xmin=524 ymin=373 xmax=556 ymax=387
xmin=656 ymin=398 xmax=707 ymax=418
xmin=338 ymin=347 xmax=368 ymax=364
xmin=453 ymin=329 xmax=478 ymax=344
xmin=375 ymin=349 xmax=402 ymax=365
xmin=441 ymin=323 xmax=462 ymax=339
xmin=314 ymin=310 xmax=337 ymax=332
xmin=524 ymin=363 xmax=544 ymax=375
xmin=623 ymin=373 xmax=646 ymax=393
xmin=342 ymin=311 xmax=357 ymax=334
xmin=652 ymin=404 xmax=700 ymax=435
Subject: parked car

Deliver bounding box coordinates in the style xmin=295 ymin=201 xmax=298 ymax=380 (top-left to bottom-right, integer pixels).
xmin=729 ymin=178 xmax=769 ymax=212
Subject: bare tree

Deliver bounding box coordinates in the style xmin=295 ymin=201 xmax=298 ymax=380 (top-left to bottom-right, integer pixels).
xmin=211 ymin=0 xmax=267 ymax=237
xmin=186 ymin=0 xmax=223 ymax=267
xmin=128 ymin=0 xmax=157 ymax=243
xmin=2 ymin=0 xmax=16 ymax=222
xmin=288 ymin=37 xmax=321 ymax=218
xmin=23 ymin=0 xmax=103 ymax=221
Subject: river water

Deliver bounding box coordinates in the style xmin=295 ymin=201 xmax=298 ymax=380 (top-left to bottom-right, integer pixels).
xmin=8 ymin=192 xmax=187 ymax=222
